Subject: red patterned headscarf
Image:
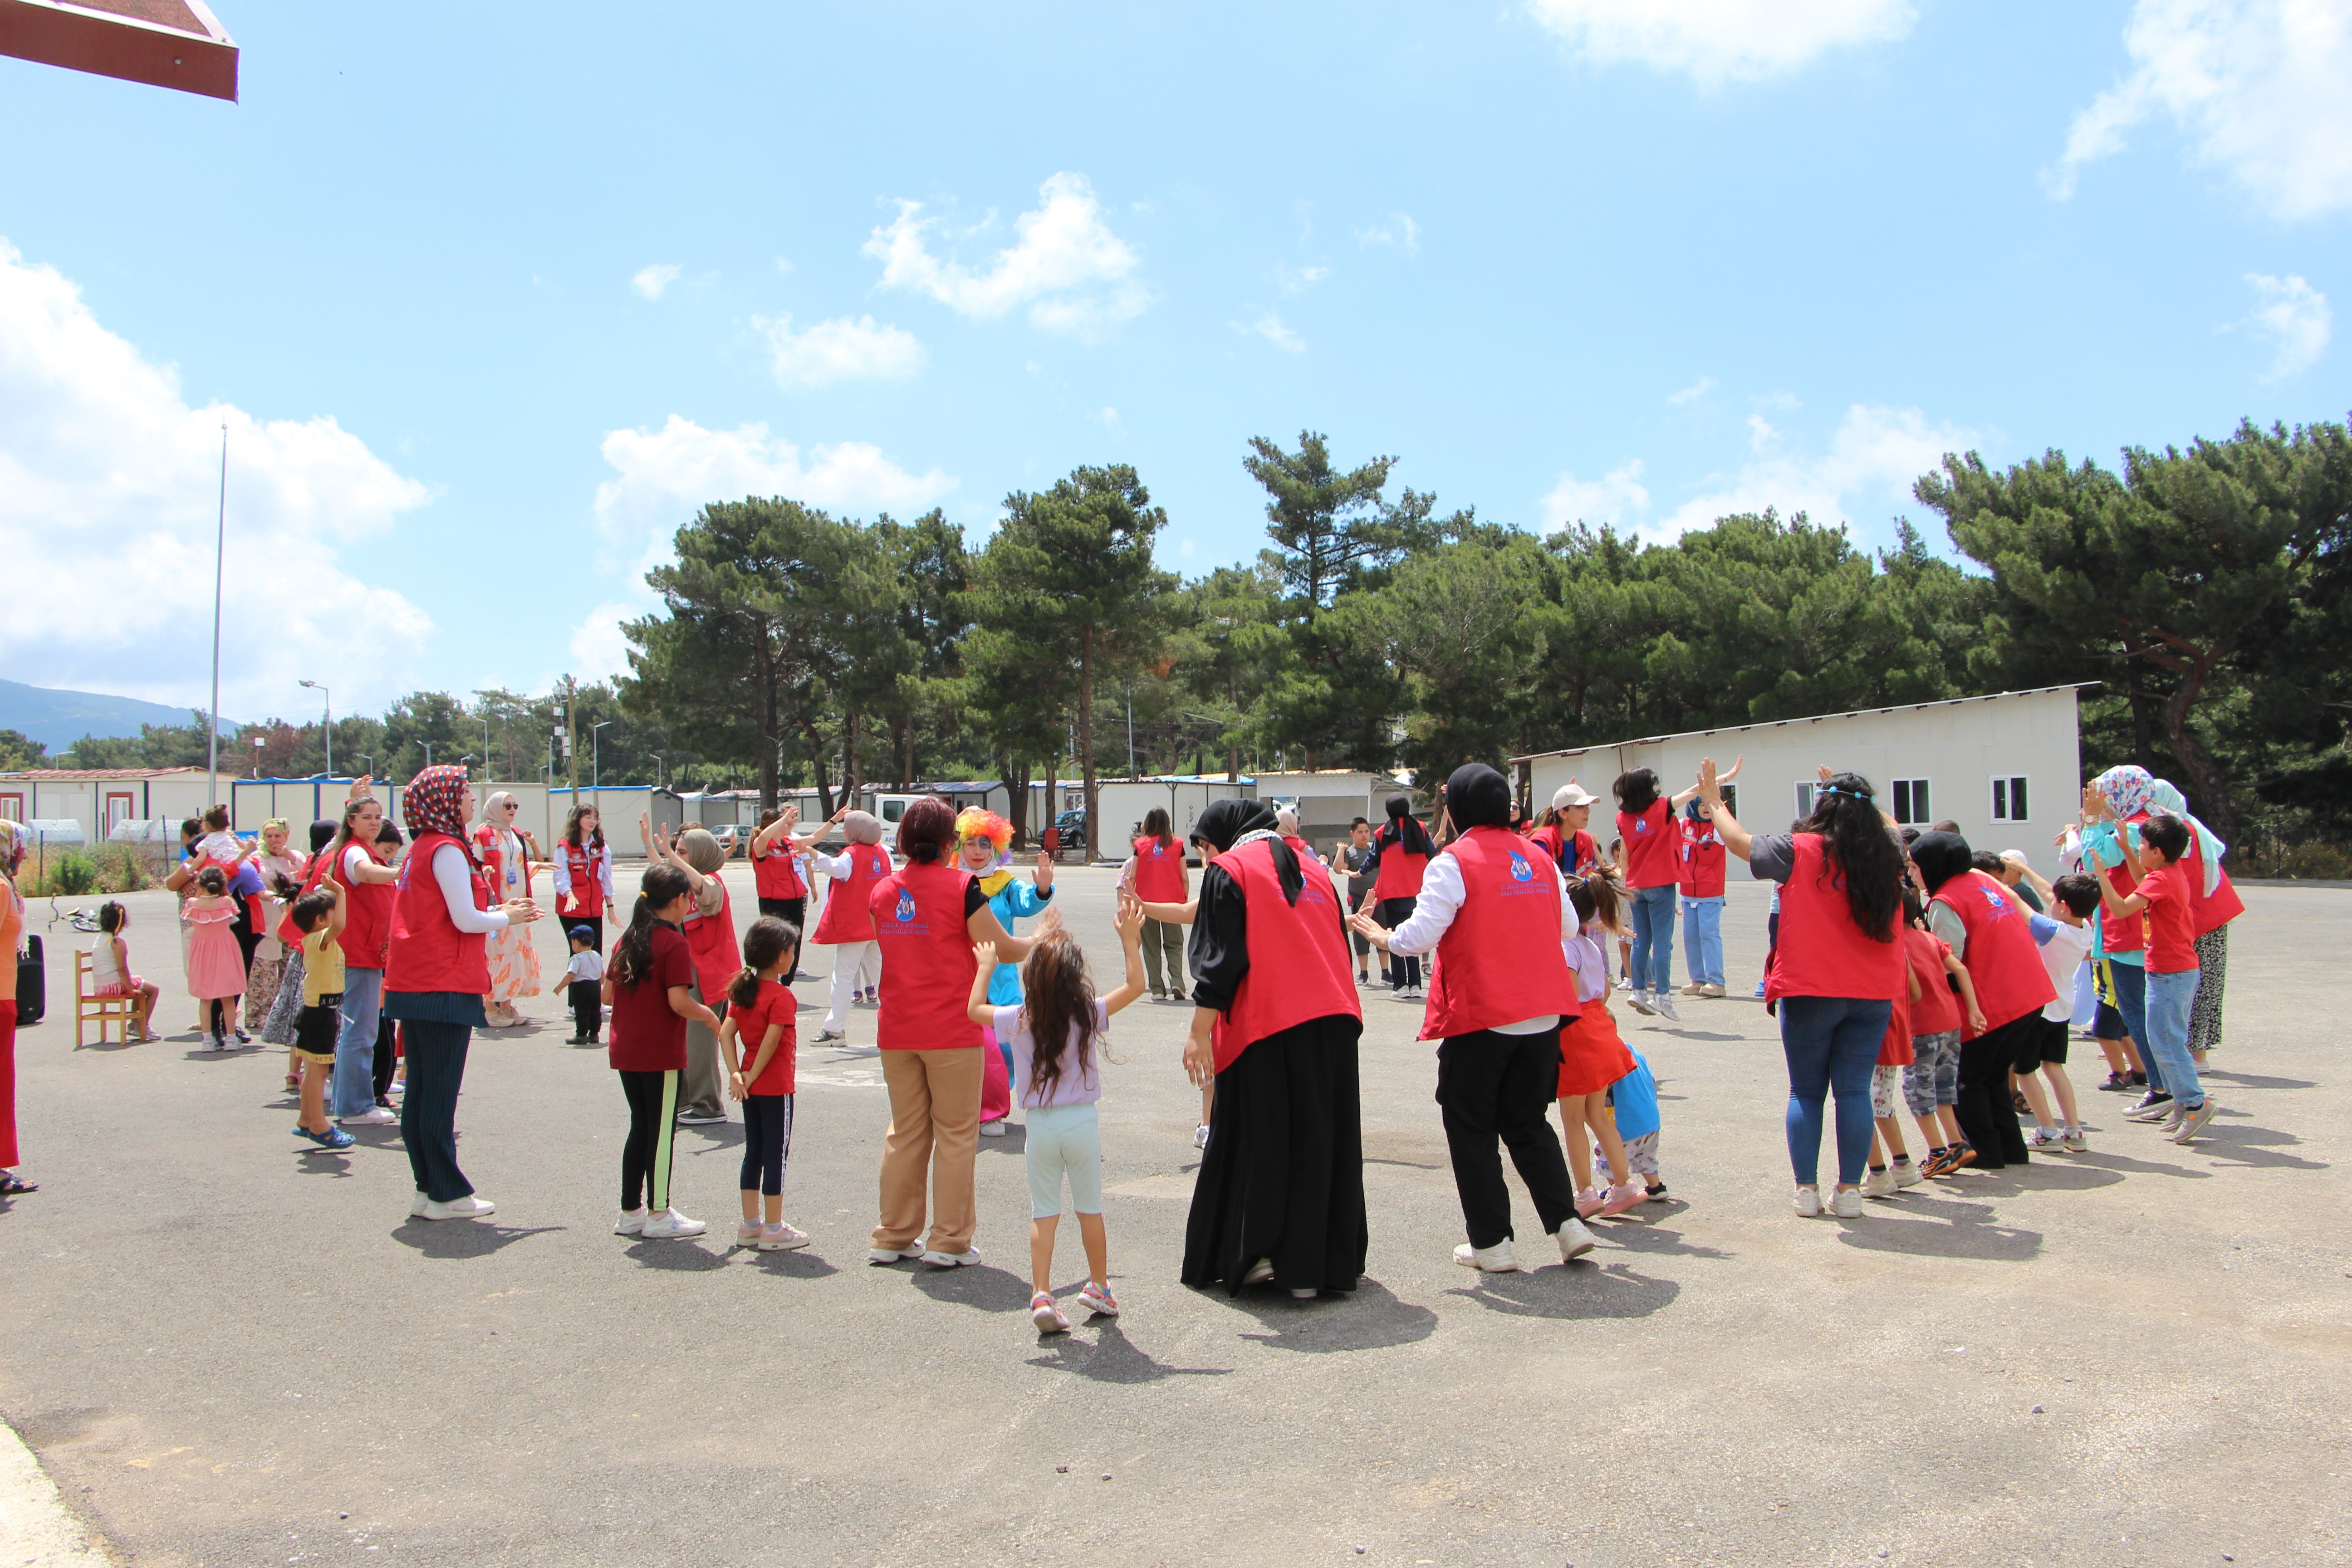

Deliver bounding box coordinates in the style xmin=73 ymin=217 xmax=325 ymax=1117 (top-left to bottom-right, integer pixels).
xmin=402 ymin=765 xmax=480 ymax=867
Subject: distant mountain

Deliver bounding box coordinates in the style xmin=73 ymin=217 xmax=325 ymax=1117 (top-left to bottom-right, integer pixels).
xmin=0 ymin=680 xmax=232 ymax=751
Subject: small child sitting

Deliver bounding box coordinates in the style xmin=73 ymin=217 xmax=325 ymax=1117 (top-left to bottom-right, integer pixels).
xmin=289 ymin=885 xmax=354 ymax=1152
xmin=564 ymin=925 xmax=605 ymax=1044
xmin=90 ymin=901 xmax=162 ymax=1042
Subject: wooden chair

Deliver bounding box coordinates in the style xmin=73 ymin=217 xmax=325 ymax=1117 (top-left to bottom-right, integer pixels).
xmin=75 ymin=949 xmax=135 ymax=1048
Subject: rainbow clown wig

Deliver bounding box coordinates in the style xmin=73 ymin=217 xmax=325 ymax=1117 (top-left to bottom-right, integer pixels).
xmin=956 ymin=807 xmax=1014 ymax=864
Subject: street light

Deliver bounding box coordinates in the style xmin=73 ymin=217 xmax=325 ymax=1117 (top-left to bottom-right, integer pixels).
xmin=353 ymin=754 xmax=373 ymax=780
xmin=299 ymin=680 xmax=331 ymax=777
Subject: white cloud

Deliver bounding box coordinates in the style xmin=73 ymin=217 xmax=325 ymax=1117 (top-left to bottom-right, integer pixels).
xmin=1527 ymin=0 xmax=1917 ymax=87
xmin=1355 ymin=212 xmax=1421 ymax=252
xmin=2244 ymin=272 xmax=2332 ymax=378
xmin=1667 ymin=374 xmax=1717 ymax=405
xmin=1277 ymin=263 xmax=1331 ymax=294
xmin=1180 ymin=539 xmax=1196 ymax=558
xmin=1541 ymin=461 xmax=1651 ymax=528
xmin=758 ymin=313 xmax=923 ymax=389
xmin=631 ymin=263 xmax=683 ymax=300
xmin=0 ymin=238 xmax=433 ymax=719
xmin=864 ymin=172 xmax=1150 ymax=338
xmin=567 ymin=602 xmax=641 ymax=683
xmin=1241 ymin=313 xmax=1305 ymax=353
xmin=2047 ymin=0 xmax=2352 ymax=218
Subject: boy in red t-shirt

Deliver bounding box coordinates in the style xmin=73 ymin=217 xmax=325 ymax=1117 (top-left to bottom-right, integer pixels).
xmin=720 ymin=917 xmax=808 ymax=1251
xmin=2091 ymin=814 xmax=2214 ymax=1144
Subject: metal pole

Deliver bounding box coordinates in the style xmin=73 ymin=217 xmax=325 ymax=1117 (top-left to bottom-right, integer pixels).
xmin=208 ymin=421 xmax=226 ymax=807
xmin=1127 ymin=687 xmax=1135 ymax=779
xmin=301 ymin=681 xmax=331 ymax=778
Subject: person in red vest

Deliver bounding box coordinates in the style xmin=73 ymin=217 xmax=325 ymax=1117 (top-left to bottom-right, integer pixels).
xmin=867 ymin=796 xmax=1057 ymax=1269
xmin=313 ymin=785 xmax=403 ymax=1129
xmin=2148 ymin=778 xmax=2240 ymax=1064
xmin=1358 ymin=793 xmax=1434 ymax=998
xmin=1911 ymin=831 xmax=2059 ymax=1169
xmin=1699 ymin=759 xmax=1907 ymax=1219
xmin=640 ymin=822 xmax=743 ymax=1127
xmin=550 ymin=803 xmax=617 ymax=953
xmin=1527 ymin=781 xmax=1602 ymax=878
xmin=385 ymin=765 xmax=538 ymax=1221
xmin=1130 ymin=807 xmax=1191 ymax=1001
xmin=810 ymin=810 xmax=894 ymax=1043
xmin=1675 ymin=796 xmax=1729 ymax=998
xmin=1182 ymin=798 xmax=1367 ymax=1298
xmin=1350 ymin=764 xmax=1596 ymax=1274
xmin=750 ymin=804 xmax=825 ymax=981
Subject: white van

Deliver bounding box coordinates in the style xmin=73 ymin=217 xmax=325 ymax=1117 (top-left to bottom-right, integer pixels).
xmin=867 ymin=794 xmax=925 ymax=854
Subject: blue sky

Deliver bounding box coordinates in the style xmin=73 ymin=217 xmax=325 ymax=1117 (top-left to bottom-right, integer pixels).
xmin=1 ymin=0 xmax=2344 ymax=721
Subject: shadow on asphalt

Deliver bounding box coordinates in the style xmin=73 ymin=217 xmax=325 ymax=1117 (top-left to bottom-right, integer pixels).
xmin=909 ymin=1261 xmax=1034 ymax=1313
xmin=1026 ymin=1320 xmax=1233 ymax=1382
xmin=1215 ymin=1277 xmax=1438 ymax=1352
xmin=2201 ymin=1122 xmax=2328 ymax=1171
xmin=737 ymin=1245 xmax=841 ymax=1279
xmin=1592 ymin=1215 xmax=1733 ymax=1261
xmin=620 ymin=1238 xmax=731 ymax=1270
xmin=2200 ymin=1068 xmax=2318 ymax=1091
xmin=394 ymin=1221 xmax=567 ymax=1259
xmin=1448 ymin=1258 xmax=1681 ymax=1319
xmin=2067 ymin=1149 xmax=2215 ymax=1179
xmin=1830 ymin=1192 xmax=2042 ymax=1261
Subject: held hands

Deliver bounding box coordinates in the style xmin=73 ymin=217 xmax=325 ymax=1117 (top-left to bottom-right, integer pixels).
xmin=727 ymin=1069 xmax=748 ymax=1104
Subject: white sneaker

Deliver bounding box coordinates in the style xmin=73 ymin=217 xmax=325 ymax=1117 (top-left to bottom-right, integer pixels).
xmin=615 ymin=1208 xmax=648 ymax=1235
xmin=979 ymin=1120 xmax=1007 ymax=1137
xmin=1832 ymin=1186 xmax=1864 ymax=1218
xmin=1453 ymin=1239 xmax=1519 ymax=1273
xmin=816 ymin=1030 xmax=846 ymax=1043
xmin=675 ymin=1110 xmax=726 ymax=1126
xmin=867 ymin=1243 xmax=925 ymax=1264
xmin=1793 ymin=1184 xmax=1823 ymax=1217
xmin=2062 ymin=1127 xmax=2088 ymax=1153
xmin=409 ymin=1190 xmax=431 ymax=1217
xmin=1615 ymin=976 xmax=1634 ymax=992
xmin=1699 ymin=983 xmax=1726 ymax=998
xmin=757 ymin=1221 xmax=811 ymax=1252
xmin=641 ymin=1209 xmax=706 ymax=1240
xmin=2025 ymin=1126 xmax=2062 ymax=1151
xmin=921 ymin=1245 xmax=982 ymax=1268
xmin=1193 ymin=1123 xmax=1211 ymax=1150
xmin=421 ymin=1194 xmax=495 ymax=1221
xmin=1892 ymin=1160 xmax=1924 ymax=1190
xmin=338 ymin=1106 xmax=397 ymax=1126
xmin=1556 ymin=1217 xmax=1597 ymax=1262
xmin=1861 ymin=1166 xmax=1896 ymax=1199
xmin=1651 ymin=994 xmax=1681 ymax=1022
xmin=1626 ymin=990 xmax=1656 ymax=1016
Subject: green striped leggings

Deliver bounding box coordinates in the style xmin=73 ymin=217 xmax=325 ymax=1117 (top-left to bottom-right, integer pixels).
xmin=619 ymin=1069 xmax=680 ymax=1213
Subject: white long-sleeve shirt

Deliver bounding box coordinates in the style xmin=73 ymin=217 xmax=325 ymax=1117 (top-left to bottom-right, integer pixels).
xmin=1381 ymin=848 xmax=1582 ymax=1035
xmin=431 ymin=843 xmax=511 ymax=936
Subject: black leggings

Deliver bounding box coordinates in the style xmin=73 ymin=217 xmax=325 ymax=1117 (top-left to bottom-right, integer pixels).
xmin=739 ymin=1093 xmax=794 ymax=1196
xmin=618 ymin=1069 xmax=679 ymax=1212
xmin=757 ymin=897 xmax=806 ymax=980
xmin=373 ymin=1017 xmax=397 ymax=1099
xmin=1377 ymin=898 xmax=1421 ymax=988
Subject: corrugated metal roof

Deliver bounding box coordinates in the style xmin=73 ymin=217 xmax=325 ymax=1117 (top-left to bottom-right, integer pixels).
xmin=0 ymin=766 xmax=207 ymax=780
xmin=1507 ymin=685 xmax=2097 ymax=764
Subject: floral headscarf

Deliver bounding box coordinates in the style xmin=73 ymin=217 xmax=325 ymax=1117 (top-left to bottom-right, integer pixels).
xmin=402 ymin=766 xmax=479 ymax=867
xmin=2093 ymin=765 xmax=2156 ymax=821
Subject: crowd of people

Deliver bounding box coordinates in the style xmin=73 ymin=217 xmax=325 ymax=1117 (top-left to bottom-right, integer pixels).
xmin=0 ymin=751 xmax=2247 ymax=1331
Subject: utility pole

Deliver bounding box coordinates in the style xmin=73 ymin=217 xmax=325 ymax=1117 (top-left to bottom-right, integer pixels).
xmin=207 ymin=421 xmax=226 ymax=808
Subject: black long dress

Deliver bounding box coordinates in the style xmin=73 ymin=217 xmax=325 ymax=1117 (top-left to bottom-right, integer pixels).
xmin=1179 ymin=862 xmax=1368 ymax=1296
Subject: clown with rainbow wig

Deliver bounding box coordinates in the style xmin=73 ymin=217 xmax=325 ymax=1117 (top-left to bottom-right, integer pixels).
xmin=956 ymin=807 xmax=1056 ymax=1133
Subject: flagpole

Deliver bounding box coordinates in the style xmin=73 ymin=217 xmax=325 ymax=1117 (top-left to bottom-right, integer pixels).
xmin=208 ymin=421 xmax=226 ymax=807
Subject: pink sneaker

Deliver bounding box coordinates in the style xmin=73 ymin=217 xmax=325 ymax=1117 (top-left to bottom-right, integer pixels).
xmin=1598 ymin=1182 xmax=1647 ymax=1220
xmin=1030 ymin=1291 xmax=1070 ymax=1334
xmin=1574 ymin=1187 xmax=1606 ymax=1219
xmin=1076 ymin=1281 xmax=1120 ymax=1317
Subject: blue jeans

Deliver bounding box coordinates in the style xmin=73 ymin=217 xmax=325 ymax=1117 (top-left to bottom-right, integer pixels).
xmin=1679 ymin=896 xmax=1724 ymax=986
xmin=2143 ymin=968 xmax=2204 ymax=1107
xmin=1779 ymin=995 xmax=1891 ymax=1186
xmin=2107 ymin=960 xmax=2151 ymax=1089
xmin=1627 ymin=883 xmax=1675 ymax=993
xmin=332 ymin=966 xmax=384 ymax=1119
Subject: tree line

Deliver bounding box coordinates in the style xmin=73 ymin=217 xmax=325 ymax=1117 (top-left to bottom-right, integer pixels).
xmin=21 ymin=418 xmax=2346 ymax=858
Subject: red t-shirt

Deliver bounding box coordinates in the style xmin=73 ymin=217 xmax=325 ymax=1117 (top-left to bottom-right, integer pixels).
xmin=1617 ymin=800 xmax=1676 ymax=888
xmin=2134 ymin=862 xmax=2198 ymax=973
xmin=608 ymin=922 xmax=696 ymax=1073
xmin=730 ymin=977 xmax=797 ymax=1094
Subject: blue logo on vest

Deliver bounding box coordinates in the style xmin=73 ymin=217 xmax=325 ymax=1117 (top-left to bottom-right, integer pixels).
xmin=1980 ymin=885 xmax=2010 ymax=916
xmin=1508 ymin=852 xmax=1532 ymax=882
xmin=895 ymin=890 xmax=917 ymax=923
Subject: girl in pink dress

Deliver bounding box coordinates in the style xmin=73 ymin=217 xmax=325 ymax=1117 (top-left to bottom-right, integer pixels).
xmin=182 ymin=867 xmax=249 ymax=1050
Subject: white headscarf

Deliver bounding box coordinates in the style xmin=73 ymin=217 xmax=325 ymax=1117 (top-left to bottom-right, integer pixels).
xmin=2148 ymin=779 xmax=2227 ymax=897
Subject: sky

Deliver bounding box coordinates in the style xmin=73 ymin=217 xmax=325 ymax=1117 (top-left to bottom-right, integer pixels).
xmin=0 ymin=0 xmax=2346 ymax=723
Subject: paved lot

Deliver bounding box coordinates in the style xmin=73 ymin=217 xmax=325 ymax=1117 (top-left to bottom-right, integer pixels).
xmin=2 ymin=867 xmax=2347 ymax=1567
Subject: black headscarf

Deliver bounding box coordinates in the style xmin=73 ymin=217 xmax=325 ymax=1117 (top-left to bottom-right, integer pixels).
xmin=1444 ymin=764 xmax=1512 ymax=831
xmin=1380 ymin=792 xmax=1434 ymax=858
xmin=1909 ymin=830 xmax=1974 ymax=894
xmin=309 ymin=820 xmax=338 ymax=854
xmin=1192 ymin=797 xmax=1303 ymax=904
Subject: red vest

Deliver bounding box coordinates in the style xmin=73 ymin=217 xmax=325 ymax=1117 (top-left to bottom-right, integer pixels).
xmin=754 ymin=838 xmax=806 ymax=899
xmin=1372 ymin=828 xmax=1426 ymax=899
xmin=1530 ymin=824 xmax=1601 ymax=877
xmin=1132 ymin=836 xmax=1186 ymax=902
xmin=2094 ymin=815 xmax=2148 ymax=953
xmin=1931 ymin=869 xmax=2058 ymax=1037
xmin=1767 ymin=833 xmax=1906 ymax=1003
xmin=869 ymin=860 xmax=981 ymax=1050
xmin=812 ymin=844 xmax=891 ymax=944
xmin=1420 ymin=826 xmax=1581 ymax=1041
xmin=2183 ymin=839 xmax=2244 ymax=936
xmin=1902 ymin=927 xmax=1962 ymax=1036
xmin=555 ymin=840 xmax=607 ymax=920
xmin=1216 ymin=838 xmax=1360 ymax=1070
xmin=327 ymin=842 xmax=394 ymax=970
xmin=1676 ymin=816 xmax=1727 ymax=897
xmin=683 ymin=877 xmax=741 ymax=1002
xmin=385 ymin=832 xmax=490 ymax=997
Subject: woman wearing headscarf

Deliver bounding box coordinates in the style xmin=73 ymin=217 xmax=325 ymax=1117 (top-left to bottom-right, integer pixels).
xmin=1350 ymin=765 xmax=1594 ymax=1273
xmin=1911 ymin=828 xmax=2055 ymax=1171
xmin=0 ymin=821 xmax=31 ymax=1196
xmin=2083 ymin=766 xmax=2165 ymax=1120
xmin=386 ymin=767 xmax=539 ymax=1220
xmin=642 ymin=821 xmax=741 ymax=1126
xmin=2148 ymin=779 xmax=2241 ymax=1061
xmin=1183 ymin=798 xmax=1367 ymax=1298
xmin=470 ymin=791 xmax=544 ymax=1029
xmin=809 ymin=809 xmax=893 ymax=1043
xmin=1360 ymin=793 xmax=1435 ymax=998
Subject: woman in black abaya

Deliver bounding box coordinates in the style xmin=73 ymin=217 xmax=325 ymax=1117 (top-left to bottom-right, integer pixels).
xmin=1180 ymin=799 xmax=1367 ymax=1299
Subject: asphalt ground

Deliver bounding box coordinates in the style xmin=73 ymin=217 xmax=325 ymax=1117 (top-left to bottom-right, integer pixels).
xmin=2 ymin=867 xmax=2347 ymax=1568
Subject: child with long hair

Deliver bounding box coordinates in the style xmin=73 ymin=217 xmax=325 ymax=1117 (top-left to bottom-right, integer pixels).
xmin=552 ymin=803 xmax=617 ymax=951
xmin=182 ymin=867 xmax=247 ymax=1050
xmin=1131 ymin=806 xmax=1190 ymax=1000
xmin=605 ymin=864 xmax=724 ymax=1240
xmin=1558 ymin=868 xmax=1645 ymax=1229
xmin=967 ymin=894 xmax=1147 ymax=1332
xmin=720 ymin=916 xmax=808 ymax=1251
xmin=90 ymin=901 xmax=162 ymax=1042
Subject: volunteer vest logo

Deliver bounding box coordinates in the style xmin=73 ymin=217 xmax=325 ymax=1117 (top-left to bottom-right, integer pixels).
xmin=895 ymin=889 xmax=917 ymax=924
xmin=1508 ymin=851 xmax=1533 ymax=883
xmin=1979 ymin=884 xmax=2012 ymax=916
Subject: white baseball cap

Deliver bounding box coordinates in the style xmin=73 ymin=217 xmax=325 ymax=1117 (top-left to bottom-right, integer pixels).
xmin=1551 ymin=784 xmax=1598 ymax=809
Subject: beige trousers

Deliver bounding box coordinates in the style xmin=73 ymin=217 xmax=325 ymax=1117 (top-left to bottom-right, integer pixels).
xmin=873 ymin=1047 xmax=984 ymax=1254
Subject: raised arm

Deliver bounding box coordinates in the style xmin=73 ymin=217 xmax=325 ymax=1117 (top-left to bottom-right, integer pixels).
xmin=1102 ymin=892 xmax=1148 ymax=1015
xmin=1698 ymin=756 xmax=1752 ymax=861
xmin=967 ymin=901 xmax=1061 ymax=965
xmin=1671 ymin=753 xmax=1741 ymax=808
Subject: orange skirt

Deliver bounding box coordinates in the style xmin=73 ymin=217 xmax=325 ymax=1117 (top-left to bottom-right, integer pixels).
xmin=1558 ymin=995 xmax=1637 ymax=1098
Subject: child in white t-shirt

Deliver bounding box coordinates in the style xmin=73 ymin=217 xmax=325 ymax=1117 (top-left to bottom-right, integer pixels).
xmin=966 ymin=893 xmax=1147 ymax=1334
xmin=2011 ymin=860 xmax=2099 ymax=1152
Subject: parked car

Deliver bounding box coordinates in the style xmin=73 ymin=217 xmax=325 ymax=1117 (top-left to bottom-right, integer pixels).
xmin=1049 ymin=808 xmax=1088 ymax=855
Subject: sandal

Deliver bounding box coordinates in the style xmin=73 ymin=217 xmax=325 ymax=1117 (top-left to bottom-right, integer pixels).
xmin=1030 ymin=1291 xmax=1070 ymax=1334
xmin=0 ymin=1173 xmax=37 ymax=1196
